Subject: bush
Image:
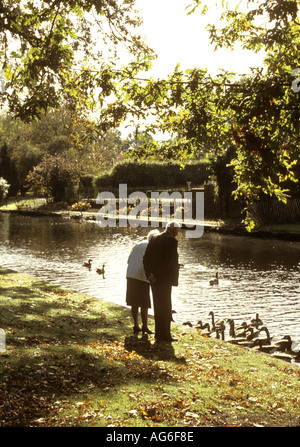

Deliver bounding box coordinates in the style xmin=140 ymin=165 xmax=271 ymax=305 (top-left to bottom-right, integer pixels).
xmin=79 ymin=175 xmax=97 ymax=199
xmin=71 ymin=201 xmax=92 ymax=211
xmin=94 ymin=159 xmax=211 ymax=190
xmin=0 ymin=177 xmax=10 ymax=202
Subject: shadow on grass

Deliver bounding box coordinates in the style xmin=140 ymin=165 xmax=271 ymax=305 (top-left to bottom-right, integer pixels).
xmin=0 ymin=277 xmax=123 ymax=347
xmin=0 ymin=270 xmax=186 ymax=425
xmin=124 ymin=335 xmax=187 ymax=364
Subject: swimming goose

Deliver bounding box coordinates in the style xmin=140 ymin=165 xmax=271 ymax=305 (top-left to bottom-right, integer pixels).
xmin=83 ymin=259 xmax=92 ymax=269
xmin=96 ymin=264 xmax=105 ymax=275
xmin=209 ymin=272 xmax=219 ymax=286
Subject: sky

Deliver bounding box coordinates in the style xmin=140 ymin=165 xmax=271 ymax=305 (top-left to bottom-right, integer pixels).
xmin=133 ymin=0 xmax=265 ymax=78
xmin=117 ymin=0 xmax=266 ymax=136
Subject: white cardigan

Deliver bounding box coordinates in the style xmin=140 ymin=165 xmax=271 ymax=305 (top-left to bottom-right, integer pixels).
xmin=126 ymin=240 xmax=149 ymax=283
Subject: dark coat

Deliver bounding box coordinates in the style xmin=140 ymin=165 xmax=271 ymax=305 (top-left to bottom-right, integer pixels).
xmin=143 ymin=230 xmax=179 ymax=286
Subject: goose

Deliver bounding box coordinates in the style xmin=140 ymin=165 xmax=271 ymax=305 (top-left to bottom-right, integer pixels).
xmin=182 ymin=321 xmax=193 ymax=327
xmin=216 ymin=323 xmax=225 ymax=340
xmin=195 ymin=320 xmax=209 ymax=329
xmin=83 ymin=259 xmax=92 ymax=269
xmin=227 ymin=319 xmax=251 ymax=338
xmin=228 ymin=334 xmax=252 ymax=345
xmin=227 ymin=319 xmax=254 ymax=345
xmin=96 ymin=264 xmax=105 ymax=275
xmin=249 ymin=313 xmax=263 ymax=328
xmin=209 ymin=311 xmax=226 ymax=339
xmin=251 ymin=340 xmax=277 ymax=353
xmin=273 ymin=335 xmax=292 ymax=352
xmin=291 ymin=350 xmax=300 ymax=362
xmin=252 ymin=326 xmax=271 ymax=345
xmin=171 ymin=310 xmax=177 ymax=322
xmin=209 ymin=311 xmax=225 ymax=331
xmin=209 ymin=272 xmax=219 ymax=286
xmin=235 ymin=321 xmax=249 ymax=333
xmin=197 ymin=323 xmax=211 ymax=337
xmin=245 ymin=326 xmax=261 ymax=340
xmin=227 ymin=319 xmax=235 ymax=338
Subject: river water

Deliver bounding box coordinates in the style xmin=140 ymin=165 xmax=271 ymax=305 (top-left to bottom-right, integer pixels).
xmin=0 ymin=212 xmax=299 ymax=346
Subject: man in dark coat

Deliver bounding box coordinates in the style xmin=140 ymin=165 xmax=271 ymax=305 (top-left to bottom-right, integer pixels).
xmin=143 ymin=221 xmax=180 ymax=342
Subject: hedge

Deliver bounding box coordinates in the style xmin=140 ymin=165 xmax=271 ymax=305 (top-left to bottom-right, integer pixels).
xmin=94 ymin=160 xmax=211 ymax=190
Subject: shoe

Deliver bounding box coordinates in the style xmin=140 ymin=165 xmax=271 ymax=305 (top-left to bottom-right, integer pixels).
xmin=142 ymin=327 xmax=153 ymax=335
xmin=133 ymin=325 xmax=142 ymax=333
xmin=156 ymin=336 xmax=178 ymax=343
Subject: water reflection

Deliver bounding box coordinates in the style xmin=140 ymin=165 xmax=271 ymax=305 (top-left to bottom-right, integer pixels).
xmin=0 ymin=213 xmax=299 ymax=345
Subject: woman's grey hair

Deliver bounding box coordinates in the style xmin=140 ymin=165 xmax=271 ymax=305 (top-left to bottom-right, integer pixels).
xmin=147 ymin=229 xmax=160 ymax=240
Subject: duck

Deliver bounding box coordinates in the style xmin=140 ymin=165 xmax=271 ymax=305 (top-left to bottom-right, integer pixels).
xmin=96 ymin=264 xmax=105 ymax=275
xmin=83 ymin=259 xmax=92 ymax=269
xmin=209 ymin=272 xmax=219 ymax=286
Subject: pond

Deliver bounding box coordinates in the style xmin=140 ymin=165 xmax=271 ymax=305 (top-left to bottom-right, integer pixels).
xmin=0 ymin=212 xmax=299 ymax=348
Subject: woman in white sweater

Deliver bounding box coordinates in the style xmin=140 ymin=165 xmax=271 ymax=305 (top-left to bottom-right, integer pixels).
xmin=126 ymin=229 xmax=159 ymax=334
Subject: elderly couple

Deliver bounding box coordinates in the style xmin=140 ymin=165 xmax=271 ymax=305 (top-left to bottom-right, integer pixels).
xmin=126 ymin=221 xmax=180 ymax=343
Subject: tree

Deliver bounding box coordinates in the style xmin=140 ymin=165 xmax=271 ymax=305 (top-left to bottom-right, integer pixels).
xmin=0 ymin=142 xmax=18 ymax=194
xmin=103 ymin=0 xmax=300 ymax=229
xmin=26 ymin=154 xmax=84 ymax=202
xmin=0 ymin=0 xmax=155 ymax=124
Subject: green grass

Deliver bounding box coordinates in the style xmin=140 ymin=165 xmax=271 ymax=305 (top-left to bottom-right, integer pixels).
xmin=0 ymin=268 xmax=299 ymax=427
xmin=0 ymin=197 xmax=47 ymax=211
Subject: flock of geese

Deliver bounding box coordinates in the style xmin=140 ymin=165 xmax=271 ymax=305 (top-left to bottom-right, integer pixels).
xmin=182 ymin=311 xmax=300 ymax=365
xmin=83 ymin=259 xmax=105 ymax=276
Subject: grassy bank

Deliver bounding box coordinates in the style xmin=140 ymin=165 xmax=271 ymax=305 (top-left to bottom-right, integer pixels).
xmin=0 ymin=268 xmax=299 ymax=427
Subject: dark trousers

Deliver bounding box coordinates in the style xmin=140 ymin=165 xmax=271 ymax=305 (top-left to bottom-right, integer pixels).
xmin=151 ymin=282 xmax=172 ymax=341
